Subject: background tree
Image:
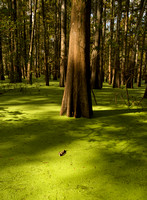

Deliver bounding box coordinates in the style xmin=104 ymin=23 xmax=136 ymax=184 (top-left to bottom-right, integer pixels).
xmin=59 ymin=0 xmax=67 ymax=87
xmin=42 ymin=0 xmax=49 ymax=86
xmin=112 ymin=0 xmax=122 ymax=88
xmin=137 ymin=10 xmax=146 ymax=87
xmin=143 ymin=52 xmax=147 ymax=99
xmin=126 ymin=0 xmax=146 ymax=88
xmin=0 ymin=31 xmax=5 ymax=80
xmin=0 ymin=5 xmax=5 ymax=80
xmin=27 ymin=0 xmax=37 ymax=84
xmin=108 ymin=0 xmax=114 ymax=85
xmin=53 ymin=0 xmax=60 ymax=80
xmin=121 ymin=0 xmax=129 ymax=86
xmin=91 ymin=0 xmax=103 ymax=89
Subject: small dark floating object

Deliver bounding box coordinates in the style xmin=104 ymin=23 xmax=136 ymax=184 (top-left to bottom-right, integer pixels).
xmin=59 ymin=150 xmax=66 ymax=156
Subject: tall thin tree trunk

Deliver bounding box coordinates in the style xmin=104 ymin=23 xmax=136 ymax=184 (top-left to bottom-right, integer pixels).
xmin=53 ymin=0 xmax=60 ymax=80
xmin=60 ymin=0 xmax=92 ymax=118
xmin=34 ymin=20 xmax=38 ymax=78
xmin=143 ymin=52 xmax=147 ymax=81
xmin=29 ymin=0 xmax=32 ymax=39
xmin=134 ymin=44 xmax=139 ymax=83
xmin=12 ymin=0 xmax=22 ymax=82
xmin=23 ymin=2 xmax=27 ymax=78
xmin=0 ymin=33 xmax=5 ymax=80
xmin=60 ymin=0 xmax=67 ymax=87
xmin=91 ymin=0 xmax=103 ymax=89
xmin=143 ymin=60 xmax=147 ymax=98
xmin=42 ymin=0 xmax=49 ymax=86
xmin=112 ymin=0 xmax=122 ymax=88
xmin=109 ymin=0 xmax=114 ymax=85
xmin=121 ymin=0 xmax=129 ymax=85
xmin=27 ymin=0 xmax=37 ymax=84
xmin=36 ymin=0 xmax=41 ymax=78
xmin=102 ymin=0 xmax=106 ymax=81
xmin=137 ymin=10 xmax=146 ymax=87
xmin=91 ymin=0 xmax=97 ymax=88
xmin=8 ymin=0 xmax=14 ymax=82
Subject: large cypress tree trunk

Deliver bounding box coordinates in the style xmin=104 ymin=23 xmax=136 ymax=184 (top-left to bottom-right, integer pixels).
xmin=60 ymin=0 xmax=92 ymax=118
xmin=60 ymin=0 xmax=67 ymax=87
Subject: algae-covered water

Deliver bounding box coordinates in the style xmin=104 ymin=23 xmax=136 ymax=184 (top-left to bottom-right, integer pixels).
xmin=0 ymin=78 xmax=147 ymax=200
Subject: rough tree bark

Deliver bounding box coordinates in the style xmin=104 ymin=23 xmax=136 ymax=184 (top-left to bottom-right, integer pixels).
xmin=60 ymin=0 xmax=92 ymax=118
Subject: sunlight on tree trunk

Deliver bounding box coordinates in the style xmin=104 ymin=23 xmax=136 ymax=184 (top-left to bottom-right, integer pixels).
xmin=60 ymin=0 xmax=92 ymax=118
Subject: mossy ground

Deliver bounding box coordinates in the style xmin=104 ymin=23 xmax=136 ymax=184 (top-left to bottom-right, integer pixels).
xmin=0 ymin=77 xmax=147 ymax=200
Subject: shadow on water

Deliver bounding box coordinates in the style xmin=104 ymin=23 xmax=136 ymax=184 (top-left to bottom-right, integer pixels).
xmin=0 ymin=80 xmax=147 ymax=199
xmin=0 ymin=104 xmax=146 ymax=167
xmin=93 ymin=108 xmax=147 ymax=118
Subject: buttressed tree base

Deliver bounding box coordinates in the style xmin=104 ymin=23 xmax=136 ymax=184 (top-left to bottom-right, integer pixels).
xmin=60 ymin=0 xmax=93 ymax=118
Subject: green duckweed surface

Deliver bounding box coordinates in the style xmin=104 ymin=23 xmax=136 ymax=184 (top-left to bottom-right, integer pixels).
xmin=0 ymin=78 xmax=147 ymax=200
